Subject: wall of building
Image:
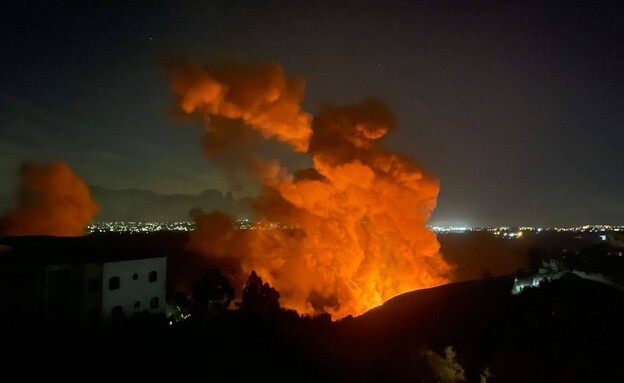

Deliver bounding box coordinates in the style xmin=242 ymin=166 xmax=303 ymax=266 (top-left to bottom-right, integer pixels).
xmin=82 ymin=263 xmax=103 ymax=325
xmin=45 ymin=264 xmax=86 ymax=324
xmin=101 ymin=257 xmax=166 ymax=321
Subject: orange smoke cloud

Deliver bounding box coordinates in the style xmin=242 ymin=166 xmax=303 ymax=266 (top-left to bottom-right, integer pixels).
xmin=171 ymin=60 xmax=312 ymax=153
xmin=0 ymin=161 xmax=99 ymax=237
xmin=174 ymin=61 xmax=452 ymax=318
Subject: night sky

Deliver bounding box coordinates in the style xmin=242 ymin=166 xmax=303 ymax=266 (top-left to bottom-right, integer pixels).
xmin=1 ymin=0 xmax=622 ymax=227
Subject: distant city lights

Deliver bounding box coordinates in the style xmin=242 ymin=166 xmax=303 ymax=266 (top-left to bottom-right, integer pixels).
xmin=87 ymin=221 xmax=196 ymax=233
xmin=88 ymin=222 xmax=624 ymax=236
xmin=428 ymin=224 xmax=623 ymax=238
xmin=87 ymin=219 xmax=300 ymax=234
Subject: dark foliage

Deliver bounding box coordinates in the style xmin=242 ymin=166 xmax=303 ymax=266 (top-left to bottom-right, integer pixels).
xmin=191 ymin=266 xmax=234 ymax=316
xmin=240 ymin=270 xmax=281 ymax=317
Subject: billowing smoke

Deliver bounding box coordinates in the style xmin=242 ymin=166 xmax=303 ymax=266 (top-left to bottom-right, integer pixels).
xmin=170 ymin=60 xmax=312 ymax=154
xmin=173 ymin=61 xmax=452 ymax=318
xmin=0 ymin=161 xmax=99 ymax=237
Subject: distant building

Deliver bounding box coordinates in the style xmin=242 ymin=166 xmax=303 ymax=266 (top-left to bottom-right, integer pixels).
xmin=511 ymin=268 xmax=544 ymax=295
xmin=0 ymin=235 xmax=167 ymax=326
xmin=512 ymin=248 xmax=624 ymax=295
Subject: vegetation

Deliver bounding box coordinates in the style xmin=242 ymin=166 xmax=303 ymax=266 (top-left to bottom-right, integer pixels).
xmin=191 ymin=266 xmax=234 ymax=316
xmin=424 ymin=346 xmax=466 ymax=383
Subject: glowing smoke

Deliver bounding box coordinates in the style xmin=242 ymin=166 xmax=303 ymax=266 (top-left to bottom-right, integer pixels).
xmin=0 ymin=161 xmax=99 ymax=237
xmin=172 ymin=61 xmax=452 ymax=318
xmin=170 ymin=60 xmax=312 ymax=154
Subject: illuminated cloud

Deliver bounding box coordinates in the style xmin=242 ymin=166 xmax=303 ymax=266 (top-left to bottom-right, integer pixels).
xmin=0 ymin=161 xmax=99 ymax=237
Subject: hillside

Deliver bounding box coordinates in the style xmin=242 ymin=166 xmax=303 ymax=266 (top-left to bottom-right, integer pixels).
xmin=334 ymin=275 xmax=624 ymax=382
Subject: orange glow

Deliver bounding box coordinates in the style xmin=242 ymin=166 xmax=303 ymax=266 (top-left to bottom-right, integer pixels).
xmin=171 ymin=60 xmax=312 ymax=153
xmin=174 ymin=62 xmax=452 ymax=318
xmin=0 ymin=161 xmax=99 ymax=237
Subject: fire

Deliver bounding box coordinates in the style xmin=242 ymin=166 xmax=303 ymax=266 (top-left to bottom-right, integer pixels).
xmin=0 ymin=161 xmax=99 ymax=237
xmin=172 ymin=61 xmax=452 ymax=318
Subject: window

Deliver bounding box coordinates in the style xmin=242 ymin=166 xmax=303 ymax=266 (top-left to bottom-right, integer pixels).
xmin=88 ymin=278 xmax=100 ymax=292
xmin=109 ymin=276 xmax=120 ymax=290
xmin=148 ymin=271 xmax=157 ymax=283
xmin=134 ymin=300 xmax=141 ymax=309
xmin=150 ymin=297 xmax=159 ymax=309
xmin=132 ymin=273 xmax=139 ymax=280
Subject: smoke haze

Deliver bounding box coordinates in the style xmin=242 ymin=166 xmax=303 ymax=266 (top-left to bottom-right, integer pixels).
xmin=0 ymin=161 xmax=98 ymax=237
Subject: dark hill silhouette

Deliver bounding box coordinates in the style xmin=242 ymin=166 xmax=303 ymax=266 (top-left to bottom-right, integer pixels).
xmin=334 ymin=275 xmax=624 ymax=382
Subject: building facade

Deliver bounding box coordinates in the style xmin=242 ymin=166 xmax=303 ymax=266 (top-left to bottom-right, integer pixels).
xmin=0 ymin=235 xmax=168 ymax=326
xmin=101 ymin=257 xmax=166 ymax=322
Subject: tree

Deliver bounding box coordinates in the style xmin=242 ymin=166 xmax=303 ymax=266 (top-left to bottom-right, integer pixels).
xmin=479 ymin=367 xmax=493 ymax=383
xmin=424 ymin=346 xmax=466 ymax=383
xmin=241 ymin=271 xmax=281 ymax=317
xmin=192 ymin=267 xmax=234 ymax=316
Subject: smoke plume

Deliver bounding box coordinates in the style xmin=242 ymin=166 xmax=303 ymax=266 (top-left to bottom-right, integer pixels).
xmin=170 ymin=60 xmax=312 ymax=154
xmin=0 ymin=161 xmax=99 ymax=237
xmin=173 ymin=61 xmax=452 ymax=318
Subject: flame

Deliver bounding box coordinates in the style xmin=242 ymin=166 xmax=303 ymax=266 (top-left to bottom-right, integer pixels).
xmin=0 ymin=161 xmax=99 ymax=237
xmin=173 ymin=61 xmax=452 ymax=318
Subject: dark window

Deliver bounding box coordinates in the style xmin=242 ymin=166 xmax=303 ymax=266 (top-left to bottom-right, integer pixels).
xmin=88 ymin=278 xmax=100 ymax=292
xmin=109 ymin=276 xmax=120 ymax=290
xmin=134 ymin=300 xmax=141 ymax=309
xmin=111 ymin=305 xmax=123 ymax=319
xmin=148 ymin=271 xmax=157 ymax=283
xmin=132 ymin=273 xmax=139 ymax=280
xmin=150 ymin=297 xmax=160 ymax=309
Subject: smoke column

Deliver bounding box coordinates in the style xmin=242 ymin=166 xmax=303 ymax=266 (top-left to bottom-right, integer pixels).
xmin=0 ymin=161 xmax=99 ymax=237
xmin=172 ymin=60 xmax=452 ymax=318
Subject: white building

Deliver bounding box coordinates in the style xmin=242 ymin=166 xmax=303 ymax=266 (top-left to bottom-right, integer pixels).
xmin=100 ymin=257 xmax=166 ymax=322
xmin=0 ymin=235 xmax=167 ymax=326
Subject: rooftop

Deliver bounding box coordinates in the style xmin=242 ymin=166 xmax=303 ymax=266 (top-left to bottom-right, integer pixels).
xmin=0 ymin=233 xmax=176 ymax=266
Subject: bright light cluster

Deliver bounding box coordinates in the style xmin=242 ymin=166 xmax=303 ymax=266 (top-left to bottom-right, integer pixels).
xmin=87 ymin=222 xmax=196 ymax=233
xmin=429 ymin=226 xmax=469 ymax=234
xmin=429 ymin=224 xmax=623 ymax=236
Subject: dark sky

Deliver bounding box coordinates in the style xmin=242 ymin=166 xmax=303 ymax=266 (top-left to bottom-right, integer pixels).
xmin=0 ymin=0 xmax=622 ymax=227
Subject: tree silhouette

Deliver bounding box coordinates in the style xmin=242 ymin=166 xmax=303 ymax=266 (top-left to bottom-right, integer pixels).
xmin=192 ymin=267 xmax=234 ymax=316
xmin=424 ymin=346 xmax=466 ymax=383
xmin=241 ymin=271 xmax=281 ymax=317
